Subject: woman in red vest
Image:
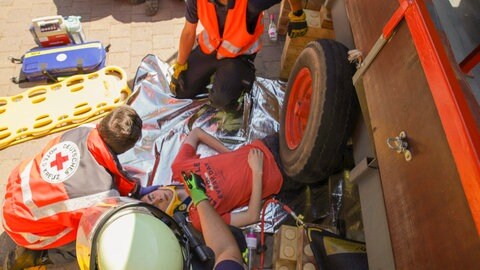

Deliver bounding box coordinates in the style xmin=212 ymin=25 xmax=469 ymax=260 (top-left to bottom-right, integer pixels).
xmin=170 ymin=0 xmax=308 ymax=112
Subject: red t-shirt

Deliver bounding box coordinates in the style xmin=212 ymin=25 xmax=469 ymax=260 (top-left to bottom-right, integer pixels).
xmin=171 ymin=140 xmax=283 ymax=230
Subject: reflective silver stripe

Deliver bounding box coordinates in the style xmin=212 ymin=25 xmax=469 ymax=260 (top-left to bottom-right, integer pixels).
xmin=12 ymin=189 xmax=119 ymax=248
xmin=200 ymin=31 xmax=215 ymax=52
xmin=23 ymin=228 xmax=73 ymax=248
xmin=20 ymin=158 xmax=120 ymax=220
xmin=221 ymin=40 xmax=242 ymax=54
xmin=20 ymin=160 xmax=37 ymax=210
xmin=244 ymin=39 xmax=261 ymax=54
xmin=2 ymin=221 xmax=72 ymax=249
xmin=31 ymin=189 xmax=120 ymax=220
xmin=217 ymin=39 xmax=262 ymax=59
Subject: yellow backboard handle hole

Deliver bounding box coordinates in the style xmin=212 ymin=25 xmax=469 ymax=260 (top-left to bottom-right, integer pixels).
xmin=57 ymin=115 xmax=69 ymax=121
xmin=105 ymin=69 xmax=123 ymax=80
xmin=36 ymin=115 xmax=50 ymax=121
xmin=88 ymin=73 xmax=99 ymax=80
xmin=0 ymin=99 xmax=6 ymax=114
xmin=31 ymin=97 xmax=46 ymax=104
xmin=12 ymin=95 xmax=23 ymax=102
xmin=28 ymin=88 xmax=47 ymax=99
xmin=67 ymin=79 xmax=84 ymax=87
xmin=97 ymin=102 xmax=107 ymax=108
xmin=74 ymin=107 xmax=92 ymax=116
xmin=17 ymin=127 xmax=28 ymax=134
xmin=34 ymin=118 xmax=53 ymax=129
xmin=0 ymin=129 xmax=10 ymax=140
xmin=75 ymin=102 xmax=88 ymax=109
xmin=70 ymin=85 xmax=84 ymax=93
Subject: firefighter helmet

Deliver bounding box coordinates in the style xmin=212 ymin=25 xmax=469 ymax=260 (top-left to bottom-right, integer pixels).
xmin=76 ymin=197 xmax=186 ymax=270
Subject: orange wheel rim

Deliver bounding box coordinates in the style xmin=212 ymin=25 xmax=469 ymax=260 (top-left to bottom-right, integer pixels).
xmin=285 ymin=67 xmax=312 ymax=149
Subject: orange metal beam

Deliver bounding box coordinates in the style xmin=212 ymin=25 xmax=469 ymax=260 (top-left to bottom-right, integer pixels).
xmin=382 ymin=0 xmax=408 ymax=39
xmin=460 ymin=45 xmax=480 ymax=74
xmin=399 ymin=0 xmax=480 ymax=233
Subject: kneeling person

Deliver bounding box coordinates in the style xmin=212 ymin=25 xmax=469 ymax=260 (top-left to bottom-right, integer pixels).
xmin=2 ymin=105 xmax=143 ymax=250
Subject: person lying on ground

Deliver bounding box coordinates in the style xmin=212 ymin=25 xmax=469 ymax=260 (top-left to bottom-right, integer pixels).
xmin=141 ymin=127 xmax=288 ymax=230
xmin=2 ymin=105 xmax=145 ymax=250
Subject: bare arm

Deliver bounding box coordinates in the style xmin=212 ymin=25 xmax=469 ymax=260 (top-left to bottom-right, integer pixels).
xmin=177 ymin=21 xmax=197 ymax=65
xmin=230 ymin=149 xmax=264 ymax=227
xmin=197 ymin=200 xmax=244 ymax=266
xmin=184 ymin=127 xmax=231 ymax=153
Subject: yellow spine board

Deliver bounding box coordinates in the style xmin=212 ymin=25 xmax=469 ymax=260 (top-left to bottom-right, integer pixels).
xmin=0 ymin=66 xmax=131 ymax=149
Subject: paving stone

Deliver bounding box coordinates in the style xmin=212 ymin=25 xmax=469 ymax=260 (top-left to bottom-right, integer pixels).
xmin=152 ymin=20 xmax=179 ymax=35
xmin=107 ymin=51 xmax=131 ymax=71
xmin=152 ymin=34 xmax=175 ymax=50
xmin=0 ymin=0 xmax=15 ymax=7
xmin=11 ymin=0 xmax=31 ymax=7
xmin=131 ymin=40 xmax=153 ymax=57
xmin=86 ymin=28 xmax=111 ymax=44
xmin=0 ymin=67 xmax=15 ymax=83
xmin=156 ymin=47 xmax=179 ymax=64
xmin=30 ymin=4 xmax=58 ymax=18
xmin=109 ymin=37 xmax=132 ymax=53
xmin=110 ymin=23 xmax=132 ymax=38
xmin=131 ymin=25 xmax=152 ymax=41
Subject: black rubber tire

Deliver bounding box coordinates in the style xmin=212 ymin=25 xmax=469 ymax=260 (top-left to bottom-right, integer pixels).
xmin=279 ymin=39 xmax=357 ymax=184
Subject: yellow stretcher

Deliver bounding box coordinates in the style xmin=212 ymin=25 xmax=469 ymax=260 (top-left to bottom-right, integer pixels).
xmin=0 ymin=66 xmax=131 ymax=150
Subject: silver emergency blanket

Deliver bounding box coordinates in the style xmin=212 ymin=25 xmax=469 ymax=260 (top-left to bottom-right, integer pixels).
xmin=118 ymin=54 xmax=288 ymax=231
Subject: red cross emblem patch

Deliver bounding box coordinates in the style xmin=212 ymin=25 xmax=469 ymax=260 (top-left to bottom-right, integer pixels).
xmin=40 ymin=141 xmax=81 ymax=184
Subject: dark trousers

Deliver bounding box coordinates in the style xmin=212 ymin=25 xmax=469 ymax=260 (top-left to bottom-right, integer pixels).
xmin=176 ymin=46 xmax=256 ymax=110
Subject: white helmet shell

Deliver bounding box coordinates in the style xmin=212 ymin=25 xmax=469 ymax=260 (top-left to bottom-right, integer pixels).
xmin=96 ymin=211 xmax=183 ymax=270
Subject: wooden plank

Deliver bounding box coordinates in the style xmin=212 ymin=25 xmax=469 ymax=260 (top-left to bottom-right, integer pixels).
xmin=345 ymin=0 xmax=480 ymax=268
xmin=320 ymin=5 xmax=334 ymax=29
xmin=277 ymin=0 xmax=291 ymax=35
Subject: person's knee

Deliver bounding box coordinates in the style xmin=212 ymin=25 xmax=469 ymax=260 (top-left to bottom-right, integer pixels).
xmin=209 ymin=90 xmax=235 ymax=110
xmin=172 ymin=76 xmax=197 ymax=99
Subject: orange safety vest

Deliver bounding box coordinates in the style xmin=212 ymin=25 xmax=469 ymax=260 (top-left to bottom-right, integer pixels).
xmin=2 ymin=127 xmax=139 ymax=250
xmin=197 ymin=0 xmax=264 ymax=59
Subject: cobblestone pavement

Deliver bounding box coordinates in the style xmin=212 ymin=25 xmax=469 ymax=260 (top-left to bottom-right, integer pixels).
xmin=0 ymin=0 xmax=285 ymax=239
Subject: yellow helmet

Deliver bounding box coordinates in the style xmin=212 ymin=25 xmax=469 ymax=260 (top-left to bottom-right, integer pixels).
xmin=76 ymin=197 xmax=186 ymax=270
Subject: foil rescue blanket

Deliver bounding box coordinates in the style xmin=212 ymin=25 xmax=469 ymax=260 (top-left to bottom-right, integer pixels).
xmin=118 ymin=54 xmax=288 ymax=231
xmin=120 ymin=54 xmax=286 ymax=186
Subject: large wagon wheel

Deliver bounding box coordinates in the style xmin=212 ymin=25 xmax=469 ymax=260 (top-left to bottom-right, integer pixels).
xmin=280 ymin=39 xmax=357 ymax=184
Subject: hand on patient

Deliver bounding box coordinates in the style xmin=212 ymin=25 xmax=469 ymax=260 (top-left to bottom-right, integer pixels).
xmin=183 ymin=171 xmax=208 ymax=206
xmin=248 ymin=148 xmax=264 ymax=176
